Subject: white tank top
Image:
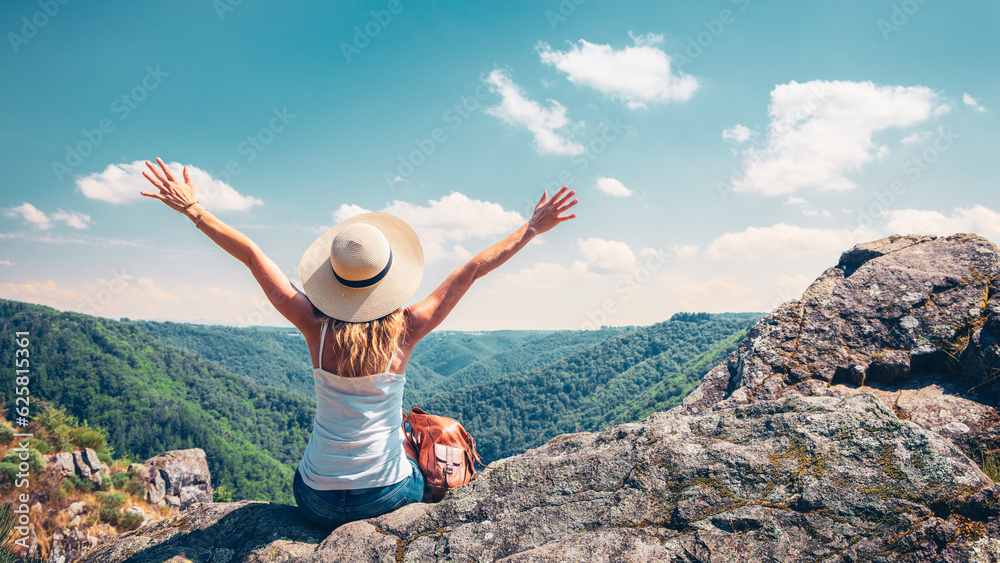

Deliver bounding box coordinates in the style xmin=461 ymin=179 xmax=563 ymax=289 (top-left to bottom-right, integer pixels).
xmin=296 ymin=319 xmax=411 ymax=490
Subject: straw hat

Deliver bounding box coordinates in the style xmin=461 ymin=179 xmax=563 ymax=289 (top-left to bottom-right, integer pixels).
xmin=299 ymin=212 xmax=423 ymax=322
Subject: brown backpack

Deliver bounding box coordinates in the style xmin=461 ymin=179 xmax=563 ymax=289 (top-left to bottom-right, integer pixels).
xmin=403 ymin=407 xmax=486 ymax=502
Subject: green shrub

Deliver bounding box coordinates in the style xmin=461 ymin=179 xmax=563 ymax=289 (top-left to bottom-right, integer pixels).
xmin=975 ymin=450 xmax=999 ymax=483
xmin=35 ymin=403 xmax=77 ymax=431
xmin=109 ymin=471 xmax=145 ymax=496
xmin=122 ymin=474 xmax=146 ymax=497
xmin=2 ymin=448 xmax=44 ymax=474
xmin=27 ymin=437 xmax=52 ymax=455
xmin=96 ymin=471 xmax=112 ymax=491
xmin=69 ymin=427 xmax=106 ymax=453
xmin=97 ymin=452 xmax=113 ymax=466
xmin=45 ymin=423 xmax=73 ymax=453
xmin=117 ymin=510 xmax=144 ymax=531
xmin=111 ymin=471 xmax=129 ymax=489
xmin=96 ymin=490 xmax=127 ymax=509
xmin=96 ymin=491 xmax=127 ymax=525
xmin=99 ymin=506 xmax=121 ymax=526
xmin=60 ymin=474 xmax=94 ymax=495
xmin=0 ymin=421 xmax=14 ymax=445
xmin=0 ymin=462 xmax=19 ymax=484
xmin=213 ymin=484 xmax=233 ymax=502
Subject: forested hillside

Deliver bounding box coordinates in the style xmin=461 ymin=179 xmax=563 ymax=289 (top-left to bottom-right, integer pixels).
xmin=127 ymin=320 xmax=316 ymax=399
xmin=419 ymin=314 xmax=758 ymax=463
xmin=0 ymin=299 xmax=311 ymax=503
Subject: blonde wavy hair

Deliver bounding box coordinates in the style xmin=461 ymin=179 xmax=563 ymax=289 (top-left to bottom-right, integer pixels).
xmin=327 ymin=309 xmax=407 ymax=378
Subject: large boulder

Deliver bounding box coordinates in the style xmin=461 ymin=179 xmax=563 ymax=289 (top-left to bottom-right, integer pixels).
xmin=144 ymin=448 xmax=213 ymax=509
xmin=78 ymin=394 xmax=1000 ymax=562
xmin=681 ymin=234 xmax=1000 ymax=465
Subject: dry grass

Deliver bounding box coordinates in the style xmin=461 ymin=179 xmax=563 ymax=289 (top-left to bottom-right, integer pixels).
xmin=0 ymin=442 xmax=179 ymax=562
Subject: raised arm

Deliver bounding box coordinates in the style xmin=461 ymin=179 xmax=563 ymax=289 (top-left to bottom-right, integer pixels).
xmin=139 ymin=158 xmax=317 ymax=334
xmin=404 ymin=186 xmax=578 ymax=343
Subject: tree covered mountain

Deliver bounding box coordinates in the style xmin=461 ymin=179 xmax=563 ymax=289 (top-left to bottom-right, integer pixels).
xmin=0 ymin=299 xmax=310 ymax=504
xmin=0 ymin=298 xmax=758 ymax=502
xmin=418 ymin=314 xmax=757 ymax=462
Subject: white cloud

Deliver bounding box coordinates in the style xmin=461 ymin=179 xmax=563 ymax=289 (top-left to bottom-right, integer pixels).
xmin=734 ymin=80 xmax=950 ymax=196
xmin=51 ymin=209 xmax=93 ymax=229
xmin=628 ymin=31 xmax=664 ymax=47
xmin=384 ymin=192 xmax=525 ymax=263
xmin=332 ymin=203 xmax=371 ymax=223
xmin=577 ymin=237 xmax=636 ymax=275
xmin=900 ymin=131 xmax=933 ymax=145
xmin=537 ymin=34 xmax=698 ymax=109
xmin=494 ymin=237 xmax=637 ymax=291
xmin=595 ymin=176 xmax=635 ymax=197
xmin=5 ymin=203 xmax=52 ymax=229
xmin=484 ymin=69 xmax=584 ymax=156
xmin=3 ymin=203 xmax=91 ymax=230
xmin=328 ymin=193 xmax=525 ymax=263
xmin=656 ymin=274 xmax=756 ymax=312
xmin=707 ymin=223 xmax=875 ymax=261
xmin=496 ymin=261 xmax=588 ymax=291
xmin=963 ymin=93 xmax=988 ymax=113
xmin=722 ymin=124 xmax=754 ymax=143
xmin=801 ymin=209 xmax=832 ymax=218
xmin=671 ymin=244 xmax=699 ymax=259
xmin=886 ymin=205 xmax=1000 ymax=240
xmin=77 ymin=161 xmax=264 ymax=211
xmin=0 ymin=260 xmax=13 ymax=266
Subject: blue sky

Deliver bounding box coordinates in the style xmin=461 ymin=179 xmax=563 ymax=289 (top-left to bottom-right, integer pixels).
xmin=1 ymin=0 xmax=997 ymax=330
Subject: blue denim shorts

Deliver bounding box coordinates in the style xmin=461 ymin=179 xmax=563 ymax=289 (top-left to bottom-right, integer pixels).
xmin=293 ymin=458 xmax=425 ymax=528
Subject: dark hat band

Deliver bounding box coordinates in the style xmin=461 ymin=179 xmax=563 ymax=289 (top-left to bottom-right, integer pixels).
xmin=332 ymin=250 xmax=393 ymax=289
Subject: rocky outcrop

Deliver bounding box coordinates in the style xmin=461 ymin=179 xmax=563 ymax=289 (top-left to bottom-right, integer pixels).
xmin=76 ymin=234 xmax=1000 ymax=562
xmin=79 ymin=394 xmax=1000 ymax=562
xmin=44 ymin=449 xmax=209 ymax=562
xmin=680 ymin=234 xmax=1000 ymax=465
xmin=143 ymin=448 xmax=213 ymax=509
xmin=49 ymin=447 xmax=109 ymax=485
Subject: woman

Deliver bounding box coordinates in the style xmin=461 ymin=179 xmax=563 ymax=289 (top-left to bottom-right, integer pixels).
xmin=139 ymin=158 xmax=578 ymax=527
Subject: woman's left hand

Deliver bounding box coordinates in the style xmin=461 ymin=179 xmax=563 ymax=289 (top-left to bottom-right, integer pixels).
xmin=139 ymin=157 xmax=197 ymax=213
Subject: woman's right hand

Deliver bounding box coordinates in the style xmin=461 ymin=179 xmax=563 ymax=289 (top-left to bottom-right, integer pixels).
xmin=526 ymin=186 xmax=578 ymax=236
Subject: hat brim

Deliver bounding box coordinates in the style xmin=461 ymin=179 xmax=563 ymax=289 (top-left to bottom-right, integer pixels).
xmin=299 ymin=212 xmax=424 ymax=322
